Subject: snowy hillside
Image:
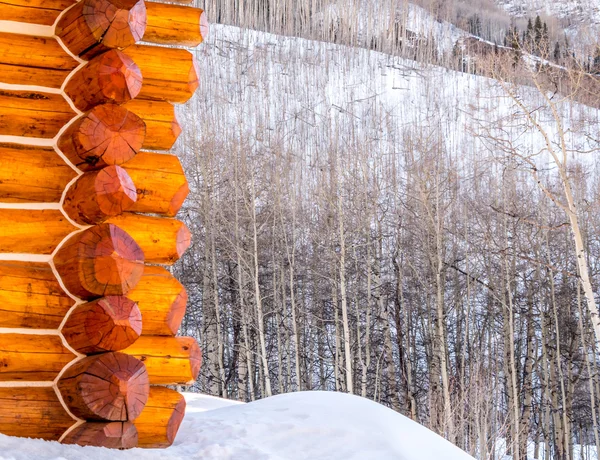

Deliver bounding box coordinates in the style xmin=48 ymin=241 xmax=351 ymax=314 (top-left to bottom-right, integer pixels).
xmin=496 ymin=0 xmax=600 ymax=23
xmin=0 ymin=392 xmax=474 ymax=460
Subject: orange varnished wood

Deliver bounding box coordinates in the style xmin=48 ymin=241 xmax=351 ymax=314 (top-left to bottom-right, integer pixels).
xmin=57 ymin=0 xmax=146 ymax=59
xmin=0 ymin=262 xmax=74 ymax=329
xmin=106 ymin=214 xmax=191 ymax=265
xmin=0 ymin=0 xmax=76 ymax=26
xmin=62 ymin=421 xmax=138 ymax=448
xmin=62 ymin=296 xmax=142 ymax=354
xmin=124 ymin=45 xmax=199 ymax=103
xmin=144 ymin=2 xmax=208 ymax=47
xmin=0 ymin=144 xmax=77 ymax=203
xmin=65 ymin=50 xmax=142 ymax=112
xmin=126 ymin=265 xmax=187 ymax=336
xmin=0 ymin=89 xmax=75 ymax=139
xmin=0 ymin=209 xmax=77 ymax=254
xmin=63 ymin=165 xmax=137 ymax=225
xmin=0 ymin=387 xmax=74 ymax=441
xmin=134 ymin=386 xmax=185 ymax=448
xmin=54 ymin=223 xmax=145 ymax=299
xmin=0 ymin=32 xmax=79 ymax=89
xmin=58 ymin=103 xmax=146 ymax=171
xmin=58 ymin=352 xmax=149 ymax=421
xmin=122 ymin=99 xmax=181 ymax=151
xmin=122 ymin=336 xmax=201 ymax=385
xmin=0 ymin=334 xmax=75 ymax=382
xmin=122 ymin=151 xmax=189 ymax=217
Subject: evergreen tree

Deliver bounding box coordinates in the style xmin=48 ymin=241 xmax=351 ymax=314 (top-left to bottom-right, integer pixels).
xmin=553 ymin=41 xmax=561 ymax=63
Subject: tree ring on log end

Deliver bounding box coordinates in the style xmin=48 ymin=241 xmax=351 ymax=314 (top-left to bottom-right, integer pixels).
xmin=58 ymin=103 xmax=146 ymax=171
xmin=58 ymin=352 xmax=149 ymax=421
xmin=62 ymin=296 xmax=142 ymax=354
xmin=54 ymin=223 xmax=145 ymax=299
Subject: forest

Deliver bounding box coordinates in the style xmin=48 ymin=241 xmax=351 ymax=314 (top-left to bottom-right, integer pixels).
xmin=173 ymin=1 xmax=600 ymax=459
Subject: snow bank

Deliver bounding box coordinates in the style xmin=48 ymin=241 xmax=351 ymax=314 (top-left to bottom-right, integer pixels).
xmin=0 ymin=391 xmax=473 ymax=460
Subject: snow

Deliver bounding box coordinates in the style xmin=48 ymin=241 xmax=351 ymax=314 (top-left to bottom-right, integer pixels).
xmin=0 ymin=391 xmax=474 ymax=460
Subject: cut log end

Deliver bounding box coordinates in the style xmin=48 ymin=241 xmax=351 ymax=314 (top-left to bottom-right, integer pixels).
xmin=166 ymin=289 xmax=188 ymax=335
xmin=58 ymin=352 xmax=149 ymax=421
xmin=59 ymin=103 xmax=146 ymax=170
xmin=65 ymin=50 xmax=142 ymax=111
xmin=63 ymin=165 xmax=137 ymax=225
xmin=62 ymin=296 xmax=142 ymax=354
xmin=199 ymin=10 xmax=209 ymax=43
xmin=62 ymin=421 xmax=138 ymax=448
xmin=54 ymin=223 xmax=145 ymax=299
xmin=176 ymin=222 xmax=192 ymax=258
xmin=135 ymin=388 xmax=186 ymax=448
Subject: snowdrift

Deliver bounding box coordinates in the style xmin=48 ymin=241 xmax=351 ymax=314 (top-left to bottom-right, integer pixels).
xmin=0 ymin=391 xmax=473 ymax=460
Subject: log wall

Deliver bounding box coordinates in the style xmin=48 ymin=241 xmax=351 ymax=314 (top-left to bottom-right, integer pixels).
xmin=0 ymin=0 xmax=207 ymax=449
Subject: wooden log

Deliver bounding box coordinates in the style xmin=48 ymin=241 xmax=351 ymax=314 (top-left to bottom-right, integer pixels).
xmin=144 ymin=2 xmax=208 ymax=47
xmin=54 ymin=223 xmax=145 ymax=299
xmin=122 ymin=151 xmax=189 ymax=216
xmin=58 ymin=103 xmax=146 ymax=171
xmin=62 ymin=421 xmax=138 ymax=448
xmin=122 ymin=336 xmax=201 ymax=384
xmin=0 ymin=89 xmax=76 ymax=139
xmin=0 ymin=333 xmax=75 ymax=381
xmin=0 ymin=0 xmax=77 ymax=26
xmin=57 ymin=0 xmax=147 ymax=59
xmin=0 ymin=387 xmax=74 ymax=441
xmin=63 ymin=165 xmax=137 ymax=225
xmin=62 ymin=296 xmax=142 ymax=354
xmin=124 ymin=45 xmax=199 ymax=103
xmin=122 ymin=99 xmax=181 ymax=151
xmin=0 ymin=261 xmax=74 ymax=329
xmin=0 ymin=144 xmax=77 ymax=203
xmin=105 ymin=214 xmax=191 ymax=265
xmin=0 ymin=32 xmax=79 ymax=89
xmin=0 ymin=209 xmax=77 ymax=255
xmin=65 ymin=50 xmax=142 ymax=112
xmin=134 ymin=386 xmax=185 ymax=448
xmin=126 ymin=265 xmax=187 ymax=336
xmin=58 ymin=352 xmax=149 ymax=421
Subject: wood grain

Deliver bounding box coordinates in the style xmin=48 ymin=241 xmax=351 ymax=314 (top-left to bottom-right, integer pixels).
xmin=0 ymin=334 xmax=75 ymax=381
xmin=122 ymin=336 xmax=201 ymax=385
xmin=63 ymin=165 xmax=137 ymax=225
xmin=122 ymin=99 xmax=181 ymax=151
xmin=62 ymin=421 xmax=138 ymax=448
xmin=134 ymin=386 xmax=185 ymax=448
xmin=0 ymin=143 xmax=77 ymax=203
xmin=65 ymin=50 xmax=142 ymax=112
xmin=57 ymin=0 xmax=146 ymax=59
xmin=122 ymin=151 xmax=189 ymax=217
xmin=0 ymin=89 xmax=75 ymax=139
xmin=0 ymin=209 xmax=77 ymax=254
xmin=144 ymin=2 xmax=208 ymax=47
xmin=125 ymin=45 xmax=199 ymax=103
xmin=126 ymin=265 xmax=187 ymax=336
xmin=0 ymin=261 xmax=74 ymax=329
xmin=106 ymin=214 xmax=191 ymax=265
xmin=54 ymin=223 xmax=145 ymax=299
xmin=0 ymin=0 xmax=77 ymax=26
xmin=0 ymin=387 xmax=74 ymax=441
xmin=62 ymin=296 xmax=142 ymax=354
xmin=58 ymin=352 xmax=149 ymax=421
xmin=58 ymin=103 xmax=146 ymax=171
xmin=0 ymin=32 xmax=79 ymax=89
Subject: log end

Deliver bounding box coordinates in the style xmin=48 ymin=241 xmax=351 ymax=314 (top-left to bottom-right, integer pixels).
xmin=188 ymin=55 xmax=200 ymax=96
xmin=58 ymin=352 xmax=149 ymax=421
xmin=199 ymin=10 xmax=209 ymax=44
xmin=63 ymin=165 xmax=138 ymax=225
xmin=165 ymin=288 xmax=188 ymax=335
xmin=62 ymin=421 xmax=138 ymax=449
xmin=54 ymin=224 xmax=145 ymax=299
xmin=185 ymin=338 xmax=202 ymax=383
xmin=87 ymin=0 xmax=147 ymax=50
xmin=98 ymin=50 xmax=143 ymax=103
xmin=168 ymin=181 xmax=189 ymax=217
xmin=176 ymin=222 xmax=192 ymax=259
xmin=63 ymin=296 xmax=142 ymax=354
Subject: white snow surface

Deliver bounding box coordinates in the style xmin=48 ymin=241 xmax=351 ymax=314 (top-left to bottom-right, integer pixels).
xmin=0 ymin=391 xmax=474 ymax=460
